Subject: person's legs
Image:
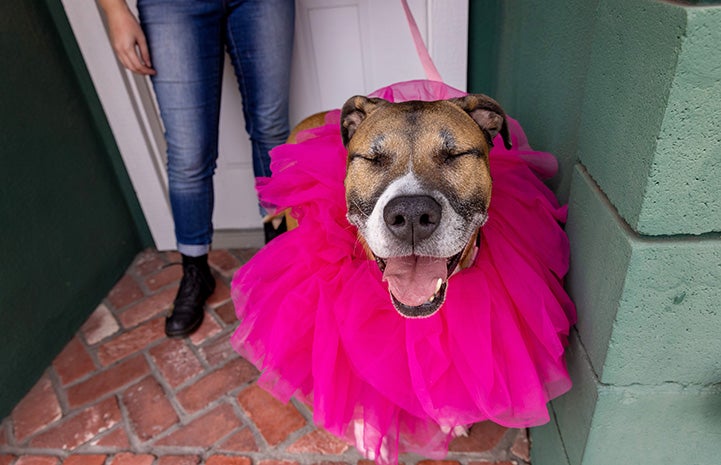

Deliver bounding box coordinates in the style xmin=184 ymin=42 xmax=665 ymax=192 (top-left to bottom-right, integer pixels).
xmin=225 ymin=0 xmax=295 ymax=180
xmin=138 ymin=0 xmax=225 ymax=256
xmin=138 ymin=0 xmax=223 ymax=336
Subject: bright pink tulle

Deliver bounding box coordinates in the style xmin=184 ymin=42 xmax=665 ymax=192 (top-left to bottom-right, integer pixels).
xmin=231 ymin=81 xmax=576 ymax=463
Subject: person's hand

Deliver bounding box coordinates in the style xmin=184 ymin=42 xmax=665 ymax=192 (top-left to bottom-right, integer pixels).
xmin=102 ymin=2 xmax=156 ymax=75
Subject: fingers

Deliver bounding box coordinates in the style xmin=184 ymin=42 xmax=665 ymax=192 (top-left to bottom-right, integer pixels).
xmin=118 ymin=44 xmax=156 ymax=76
xmin=137 ymin=35 xmax=154 ymax=72
xmin=114 ymin=33 xmax=156 ymax=75
xmin=105 ymin=7 xmax=156 ymax=76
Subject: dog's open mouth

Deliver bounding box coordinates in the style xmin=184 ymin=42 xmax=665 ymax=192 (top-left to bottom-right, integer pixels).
xmin=375 ymin=252 xmax=462 ymax=318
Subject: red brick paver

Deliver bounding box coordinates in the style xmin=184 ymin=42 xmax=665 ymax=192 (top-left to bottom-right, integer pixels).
xmin=52 ymin=337 xmax=96 ymax=385
xmin=0 ymin=248 xmax=531 ymax=465
xmin=91 ymin=426 xmax=130 ymax=448
xmin=188 ymin=312 xmax=223 ymax=345
xmin=108 ymin=453 xmax=155 ymax=465
xmin=144 ymin=265 xmax=184 ymax=292
xmin=257 ymin=460 xmax=299 ymax=465
xmin=176 ymin=358 xmax=257 ymax=413
xmin=206 ymin=456 xmax=252 ymax=465
xmin=197 ymin=331 xmax=236 ymax=366
xmin=81 ymin=304 xmax=120 ymax=345
xmin=122 ymin=376 xmax=178 ymax=440
xmin=132 ymin=249 xmax=167 ymax=277
xmin=66 ymin=355 xmax=150 ymax=408
xmin=287 ymin=430 xmax=349 ymax=455
xmin=14 ymin=456 xmax=59 ymax=465
xmin=149 ymin=338 xmax=205 ymax=388
xmin=155 ymin=404 xmax=242 ymax=448
xmin=97 ymin=319 xmax=165 ymax=366
xmin=10 ymin=374 xmax=61 ymax=442
xmin=29 ymin=397 xmax=122 ymax=450
xmin=119 ymin=287 xmax=176 ymax=329
xmin=64 ymin=455 xmax=108 ymax=465
xmin=237 ymin=385 xmax=306 ymax=446
xmin=218 ymin=428 xmax=259 ymax=453
xmin=208 ymin=249 xmax=242 ymax=277
xmin=214 ymin=300 xmax=237 ymax=325
xmin=106 ymin=274 xmax=144 ymax=310
xmin=156 ymin=456 xmax=201 ymax=465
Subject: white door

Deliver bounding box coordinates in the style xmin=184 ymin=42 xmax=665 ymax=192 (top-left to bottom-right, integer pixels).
xmin=62 ymin=0 xmax=468 ymax=250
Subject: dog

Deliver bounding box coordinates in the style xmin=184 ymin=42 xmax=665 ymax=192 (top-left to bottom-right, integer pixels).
xmin=340 ymin=95 xmax=511 ymax=318
xmin=285 ymin=94 xmax=511 ymax=318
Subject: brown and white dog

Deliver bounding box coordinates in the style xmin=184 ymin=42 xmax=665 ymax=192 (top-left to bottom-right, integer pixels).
xmin=339 ymin=95 xmax=511 ymax=318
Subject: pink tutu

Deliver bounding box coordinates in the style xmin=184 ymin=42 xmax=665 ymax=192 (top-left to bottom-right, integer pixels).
xmin=231 ymin=80 xmax=576 ymax=463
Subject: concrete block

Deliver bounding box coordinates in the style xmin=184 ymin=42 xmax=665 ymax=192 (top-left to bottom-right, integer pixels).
xmin=540 ymin=331 xmax=721 ymax=465
xmin=577 ymin=0 xmax=721 ymax=235
xmin=638 ymin=6 xmax=721 ymax=235
xmin=566 ymin=166 xmax=721 ymax=385
xmin=565 ymin=167 xmax=632 ymax=381
xmin=530 ymin=409 xmax=570 ymax=465
xmin=549 ymin=331 xmax=599 ymax=465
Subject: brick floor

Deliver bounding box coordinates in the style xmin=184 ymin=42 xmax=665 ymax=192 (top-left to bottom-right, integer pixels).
xmin=0 ymin=248 xmax=531 ymax=465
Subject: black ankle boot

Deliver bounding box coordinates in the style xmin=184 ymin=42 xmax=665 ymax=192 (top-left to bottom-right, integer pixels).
xmin=165 ymin=254 xmax=216 ymax=338
xmin=264 ymin=215 xmax=288 ymax=244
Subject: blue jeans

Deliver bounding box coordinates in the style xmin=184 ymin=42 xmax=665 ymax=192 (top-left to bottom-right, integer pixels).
xmin=137 ymin=0 xmax=294 ymax=256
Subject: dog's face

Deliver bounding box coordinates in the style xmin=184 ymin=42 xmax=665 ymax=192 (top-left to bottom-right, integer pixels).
xmin=341 ymin=95 xmax=511 ymax=318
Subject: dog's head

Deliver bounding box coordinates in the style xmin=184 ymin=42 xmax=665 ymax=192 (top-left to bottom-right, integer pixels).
xmin=341 ymin=94 xmax=511 ymax=318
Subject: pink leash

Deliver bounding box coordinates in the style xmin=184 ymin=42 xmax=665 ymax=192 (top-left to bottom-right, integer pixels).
xmin=400 ymin=0 xmax=444 ymax=82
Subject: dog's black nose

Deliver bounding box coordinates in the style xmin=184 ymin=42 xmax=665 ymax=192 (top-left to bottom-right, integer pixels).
xmin=383 ymin=195 xmax=442 ymax=243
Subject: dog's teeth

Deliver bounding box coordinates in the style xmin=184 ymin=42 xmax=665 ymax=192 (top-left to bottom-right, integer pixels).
xmin=427 ymin=279 xmax=444 ymax=303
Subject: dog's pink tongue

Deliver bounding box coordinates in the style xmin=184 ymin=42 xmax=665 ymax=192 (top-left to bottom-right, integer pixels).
xmin=382 ymin=256 xmax=446 ymax=307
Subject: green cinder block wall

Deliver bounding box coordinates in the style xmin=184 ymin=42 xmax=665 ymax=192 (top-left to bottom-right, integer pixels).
xmin=559 ymin=168 xmax=721 ymax=464
xmin=552 ymin=327 xmax=721 ymax=465
xmin=567 ymin=167 xmax=721 ymax=386
xmin=0 ymin=2 xmax=149 ymax=418
xmin=468 ymin=0 xmax=600 ymax=203
xmin=577 ymin=0 xmax=721 ymax=236
xmin=468 ymin=0 xmax=721 ymax=463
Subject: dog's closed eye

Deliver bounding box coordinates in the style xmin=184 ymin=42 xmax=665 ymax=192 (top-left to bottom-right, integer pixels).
xmin=442 ymin=149 xmax=481 ymax=162
xmin=350 ymin=151 xmax=390 ymax=167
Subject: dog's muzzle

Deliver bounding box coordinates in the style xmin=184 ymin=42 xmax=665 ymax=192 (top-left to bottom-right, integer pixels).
xmin=374 ymin=194 xmax=462 ymax=318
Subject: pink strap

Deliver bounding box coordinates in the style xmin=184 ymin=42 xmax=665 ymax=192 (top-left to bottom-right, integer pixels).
xmin=400 ymin=0 xmax=443 ymax=82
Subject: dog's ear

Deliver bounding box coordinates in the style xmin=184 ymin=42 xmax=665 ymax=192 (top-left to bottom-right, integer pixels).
xmin=340 ymin=96 xmax=388 ymax=146
xmin=448 ymin=95 xmax=512 ymax=149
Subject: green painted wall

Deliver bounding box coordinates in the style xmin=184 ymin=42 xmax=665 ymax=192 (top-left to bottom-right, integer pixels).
xmin=467 ymin=0 xmax=502 ymax=99
xmin=468 ymin=0 xmax=721 ymax=463
xmin=561 ymin=168 xmax=721 ymax=463
xmin=577 ymin=1 xmax=721 ymax=235
xmin=0 ymin=2 xmax=149 ymax=418
xmin=468 ymin=0 xmax=600 ymax=202
xmin=471 ymin=0 xmax=721 ymax=234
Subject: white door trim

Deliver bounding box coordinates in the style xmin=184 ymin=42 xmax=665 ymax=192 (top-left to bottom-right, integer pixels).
xmin=61 ymin=1 xmax=175 ymax=250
